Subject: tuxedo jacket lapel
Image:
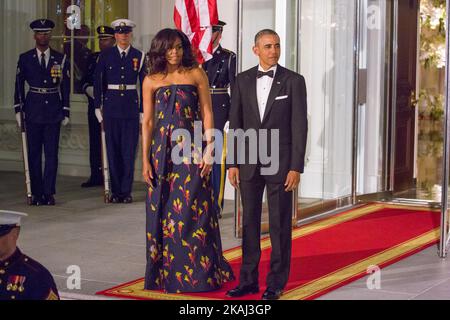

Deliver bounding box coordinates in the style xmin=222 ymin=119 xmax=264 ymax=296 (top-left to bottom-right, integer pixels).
xmin=262 ymin=65 xmax=285 ymax=123
xmin=246 ymin=66 xmax=261 ymax=126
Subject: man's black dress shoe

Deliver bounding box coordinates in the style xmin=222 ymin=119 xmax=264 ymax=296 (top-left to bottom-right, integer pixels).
xmin=43 ymin=195 xmax=56 ymax=206
xmin=110 ymin=195 xmax=122 ymax=204
xmin=30 ymin=196 xmax=43 ymax=206
xmin=81 ymin=178 xmax=103 ymax=188
xmin=262 ymin=288 xmax=283 ymax=300
xmin=226 ymin=285 xmax=259 ymax=298
xmin=123 ymin=196 xmax=133 ymax=204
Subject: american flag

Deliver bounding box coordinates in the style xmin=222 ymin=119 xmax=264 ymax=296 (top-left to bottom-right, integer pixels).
xmin=174 ymin=0 xmax=219 ymax=64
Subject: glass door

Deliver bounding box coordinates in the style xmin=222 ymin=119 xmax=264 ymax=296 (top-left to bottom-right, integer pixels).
xmin=298 ymin=0 xmax=395 ymax=220
xmin=355 ymin=0 xmax=392 ymax=198
xmin=297 ymin=0 xmax=357 ymax=220
xmin=47 ymin=0 xmax=128 ymax=95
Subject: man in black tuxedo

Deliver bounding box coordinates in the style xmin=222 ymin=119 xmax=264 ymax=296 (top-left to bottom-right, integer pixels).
xmin=226 ymin=29 xmax=308 ymax=300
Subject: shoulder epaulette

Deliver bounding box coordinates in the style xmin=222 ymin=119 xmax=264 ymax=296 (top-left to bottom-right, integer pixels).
xmin=222 ymin=48 xmax=236 ymax=56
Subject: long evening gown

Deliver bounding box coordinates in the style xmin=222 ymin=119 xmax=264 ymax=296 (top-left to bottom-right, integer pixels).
xmin=144 ymin=84 xmax=234 ymax=293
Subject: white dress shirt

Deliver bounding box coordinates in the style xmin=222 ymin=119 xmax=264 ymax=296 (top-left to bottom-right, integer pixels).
xmin=117 ymin=45 xmax=131 ymax=58
xmin=36 ymin=48 xmax=50 ymax=68
xmin=256 ymin=65 xmax=277 ymax=121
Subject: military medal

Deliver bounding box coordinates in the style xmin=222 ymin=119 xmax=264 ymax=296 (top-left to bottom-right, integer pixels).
xmin=51 ymin=64 xmax=62 ymax=84
xmin=18 ymin=276 xmax=26 ymax=293
xmin=133 ymin=58 xmax=139 ymax=71
xmin=7 ymin=276 xmax=19 ymax=291
xmin=12 ymin=276 xmax=19 ymax=291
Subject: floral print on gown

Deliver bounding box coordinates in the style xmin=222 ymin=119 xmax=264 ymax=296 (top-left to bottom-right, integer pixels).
xmin=145 ymin=84 xmax=235 ymax=293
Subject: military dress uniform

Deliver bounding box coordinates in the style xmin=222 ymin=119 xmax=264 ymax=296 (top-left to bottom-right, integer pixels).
xmin=0 ymin=249 xmax=59 ymax=300
xmin=14 ymin=20 xmax=70 ymax=205
xmin=0 ymin=211 xmax=59 ymax=300
xmin=94 ymin=20 xmax=146 ymax=203
xmin=202 ymin=28 xmax=237 ymax=216
xmin=81 ymin=26 xmax=115 ymax=187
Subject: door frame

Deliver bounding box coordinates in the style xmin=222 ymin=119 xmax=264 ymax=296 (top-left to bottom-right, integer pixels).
xmin=439 ymin=0 xmax=450 ymax=258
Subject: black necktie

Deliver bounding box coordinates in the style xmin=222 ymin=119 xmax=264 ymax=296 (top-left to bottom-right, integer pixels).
xmin=40 ymin=53 xmax=46 ymax=70
xmin=121 ymin=52 xmax=126 ymax=61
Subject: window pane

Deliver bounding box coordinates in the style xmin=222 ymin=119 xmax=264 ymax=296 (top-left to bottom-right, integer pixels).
xmin=46 ymin=0 xmax=129 ymax=94
xmin=299 ymin=0 xmax=356 ymax=202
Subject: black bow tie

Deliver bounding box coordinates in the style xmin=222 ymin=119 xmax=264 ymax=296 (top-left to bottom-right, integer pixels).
xmin=257 ymin=70 xmax=274 ymax=79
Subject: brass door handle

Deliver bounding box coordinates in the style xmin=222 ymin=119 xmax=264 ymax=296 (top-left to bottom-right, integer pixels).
xmin=410 ymin=91 xmax=418 ymax=108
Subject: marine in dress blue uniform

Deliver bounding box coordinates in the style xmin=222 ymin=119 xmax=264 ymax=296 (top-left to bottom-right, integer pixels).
xmin=94 ymin=19 xmax=146 ymax=203
xmin=80 ymin=26 xmax=116 ymax=188
xmin=14 ymin=19 xmax=70 ymax=206
xmin=201 ymin=21 xmax=237 ymax=217
xmin=0 ymin=211 xmax=59 ymax=300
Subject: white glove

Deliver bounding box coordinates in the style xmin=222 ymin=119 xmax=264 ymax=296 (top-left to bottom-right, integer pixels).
xmin=62 ymin=117 xmax=70 ymax=126
xmin=15 ymin=113 xmax=22 ymax=127
xmin=85 ymin=86 xmax=94 ymax=99
xmin=140 ymin=113 xmax=144 ymax=124
xmin=95 ymin=109 xmax=103 ymax=123
xmin=223 ymin=121 xmax=230 ymax=134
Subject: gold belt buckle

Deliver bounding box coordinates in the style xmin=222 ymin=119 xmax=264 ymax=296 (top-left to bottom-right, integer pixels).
xmin=119 ymin=84 xmax=126 ymax=91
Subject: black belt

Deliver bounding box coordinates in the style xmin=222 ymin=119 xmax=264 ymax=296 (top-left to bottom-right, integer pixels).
xmin=29 ymin=87 xmax=60 ymax=94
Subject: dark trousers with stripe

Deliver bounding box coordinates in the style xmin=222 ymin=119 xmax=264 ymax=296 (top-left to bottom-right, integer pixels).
xmin=87 ymin=106 xmax=102 ymax=181
xmin=104 ymin=117 xmax=139 ymax=198
xmin=26 ymin=122 xmax=61 ymax=197
xmin=211 ymin=133 xmax=226 ymax=215
xmin=239 ymin=173 xmax=293 ymax=290
xmin=211 ymin=94 xmax=230 ymax=216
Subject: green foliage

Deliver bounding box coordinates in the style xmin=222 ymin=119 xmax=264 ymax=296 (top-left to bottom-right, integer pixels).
xmin=418 ymin=89 xmax=444 ymax=121
xmin=420 ymin=0 xmax=446 ymax=69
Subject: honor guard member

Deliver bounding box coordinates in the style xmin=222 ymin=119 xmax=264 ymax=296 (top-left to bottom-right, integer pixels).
xmin=201 ymin=20 xmax=237 ymax=217
xmin=0 ymin=211 xmax=59 ymax=300
xmin=14 ymin=19 xmax=70 ymax=206
xmin=80 ymin=26 xmax=116 ymax=188
xmin=94 ymin=19 xmax=146 ymax=204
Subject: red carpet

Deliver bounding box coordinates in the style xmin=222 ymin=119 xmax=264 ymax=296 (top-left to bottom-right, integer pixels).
xmin=97 ymin=203 xmax=440 ymax=300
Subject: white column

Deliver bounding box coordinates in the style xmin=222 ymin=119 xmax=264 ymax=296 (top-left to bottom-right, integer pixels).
xmin=275 ymin=0 xmax=288 ymax=67
xmin=217 ymin=0 xmax=238 ymax=54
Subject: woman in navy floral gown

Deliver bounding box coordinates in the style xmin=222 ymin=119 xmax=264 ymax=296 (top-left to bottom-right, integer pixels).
xmin=141 ymin=29 xmax=234 ymax=293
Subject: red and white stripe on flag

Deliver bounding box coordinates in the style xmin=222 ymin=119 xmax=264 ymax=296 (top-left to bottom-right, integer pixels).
xmin=174 ymin=0 xmax=219 ymax=64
